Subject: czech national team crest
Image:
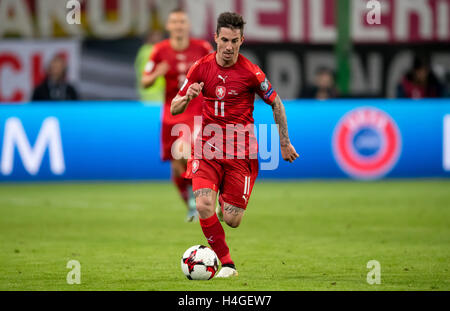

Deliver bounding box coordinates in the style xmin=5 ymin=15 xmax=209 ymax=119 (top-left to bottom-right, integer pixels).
xmin=215 ymin=86 xmax=226 ymax=99
xmin=192 ymin=160 xmax=199 ymax=174
xmin=332 ymin=107 xmax=402 ymax=180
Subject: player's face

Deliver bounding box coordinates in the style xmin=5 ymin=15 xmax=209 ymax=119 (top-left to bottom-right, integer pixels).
xmin=214 ymin=27 xmax=244 ymax=65
xmin=166 ymin=12 xmax=190 ymax=40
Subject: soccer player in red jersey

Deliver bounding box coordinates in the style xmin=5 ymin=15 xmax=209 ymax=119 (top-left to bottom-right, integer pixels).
xmin=142 ymin=8 xmax=213 ymax=222
xmin=171 ymin=12 xmax=299 ymax=277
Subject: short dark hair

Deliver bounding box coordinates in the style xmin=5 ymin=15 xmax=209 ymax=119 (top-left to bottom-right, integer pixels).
xmin=216 ymin=12 xmax=246 ymax=36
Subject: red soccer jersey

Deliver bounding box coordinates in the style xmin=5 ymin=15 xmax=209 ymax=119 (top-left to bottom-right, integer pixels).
xmin=144 ymin=38 xmax=213 ymax=124
xmin=178 ymin=52 xmax=278 ymax=158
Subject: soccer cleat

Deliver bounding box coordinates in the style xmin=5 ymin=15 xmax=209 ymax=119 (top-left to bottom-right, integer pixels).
xmin=185 ymin=208 xmax=198 ymax=222
xmin=186 ymin=192 xmax=198 ymax=222
xmin=216 ymin=204 xmax=223 ymax=222
xmin=215 ymin=265 xmax=238 ymax=278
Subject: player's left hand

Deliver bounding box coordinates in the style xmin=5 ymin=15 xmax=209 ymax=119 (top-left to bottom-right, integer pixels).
xmin=281 ymin=143 xmax=299 ymax=163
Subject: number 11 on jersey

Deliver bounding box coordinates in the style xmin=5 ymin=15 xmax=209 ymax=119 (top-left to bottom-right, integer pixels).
xmin=215 ymin=101 xmax=225 ymax=117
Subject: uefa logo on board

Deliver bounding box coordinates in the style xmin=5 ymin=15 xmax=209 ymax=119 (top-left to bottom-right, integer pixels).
xmin=332 ymin=107 xmax=402 ymax=180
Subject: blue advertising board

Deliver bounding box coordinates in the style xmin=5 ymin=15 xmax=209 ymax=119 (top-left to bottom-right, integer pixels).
xmin=0 ymin=99 xmax=449 ymax=181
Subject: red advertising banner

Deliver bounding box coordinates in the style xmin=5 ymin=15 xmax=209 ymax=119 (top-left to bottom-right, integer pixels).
xmin=0 ymin=0 xmax=449 ymax=42
xmin=185 ymin=0 xmax=450 ymax=43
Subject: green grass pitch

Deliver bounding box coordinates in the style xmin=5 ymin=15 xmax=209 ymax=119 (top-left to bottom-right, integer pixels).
xmin=0 ymin=180 xmax=449 ymax=291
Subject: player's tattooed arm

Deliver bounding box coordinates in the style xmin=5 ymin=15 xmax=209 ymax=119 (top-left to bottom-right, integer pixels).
xmin=171 ymin=82 xmax=204 ymax=115
xmin=270 ymin=95 xmax=300 ymax=163
xmin=270 ymin=95 xmax=290 ymax=147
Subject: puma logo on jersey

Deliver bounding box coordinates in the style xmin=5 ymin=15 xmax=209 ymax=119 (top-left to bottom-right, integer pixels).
xmin=242 ymin=195 xmax=248 ymax=204
xmin=218 ymin=75 xmax=227 ymax=83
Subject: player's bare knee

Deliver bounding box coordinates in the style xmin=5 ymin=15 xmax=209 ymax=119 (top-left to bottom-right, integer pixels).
xmin=194 ymin=188 xmax=215 ymax=218
xmin=196 ymin=199 xmax=213 ymax=216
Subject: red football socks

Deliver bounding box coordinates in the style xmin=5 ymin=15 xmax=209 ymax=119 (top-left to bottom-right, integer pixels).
xmin=199 ymin=214 xmax=234 ymax=265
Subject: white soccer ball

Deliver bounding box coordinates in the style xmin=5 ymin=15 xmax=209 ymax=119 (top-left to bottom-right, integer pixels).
xmin=181 ymin=245 xmax=219 ymax=280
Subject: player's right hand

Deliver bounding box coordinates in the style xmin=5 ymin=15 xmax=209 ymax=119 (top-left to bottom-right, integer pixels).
xmin=186 ymin=82 xmax=204 ymax=100
xmin=281 ymin=143 xmax=299 ymax=163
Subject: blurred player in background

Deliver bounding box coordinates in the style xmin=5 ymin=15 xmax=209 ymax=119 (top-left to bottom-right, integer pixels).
xmin=142 ymin=8 xmax=213 ymax=222
xmin=171 ymin=12 xmax=299 ymax=277
xmin=135 ymin=30 xmax=166 ymax=102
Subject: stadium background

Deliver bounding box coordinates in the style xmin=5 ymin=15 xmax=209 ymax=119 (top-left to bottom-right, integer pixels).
xmin=1 ymin=0 xmax=449 ymax=181
xmin=0 ymin=0 xmax=449 ymax=291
